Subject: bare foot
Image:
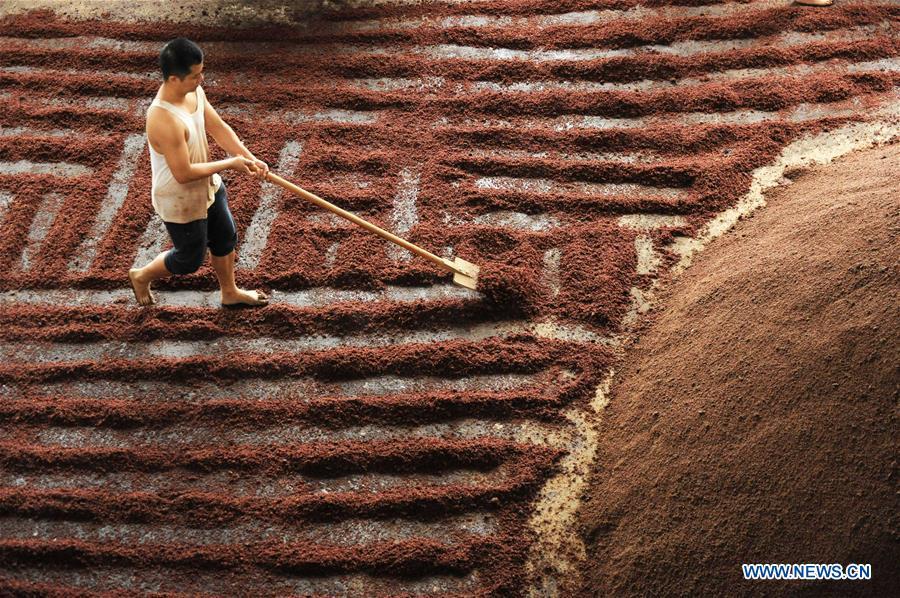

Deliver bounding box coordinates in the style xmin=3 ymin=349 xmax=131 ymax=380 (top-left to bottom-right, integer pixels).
xmin=794 ymin=0 xmax=833 ymax=6
xmin=221 ymin=288 xmax=269 ymax=309
xmin=128 ymin=268 xmax=155 ymax=306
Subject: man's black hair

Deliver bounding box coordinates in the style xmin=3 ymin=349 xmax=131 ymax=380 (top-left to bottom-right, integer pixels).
xmin=159 ymin=38 xmax=203 ymax=80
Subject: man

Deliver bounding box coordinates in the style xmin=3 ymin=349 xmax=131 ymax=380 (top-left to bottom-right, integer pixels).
xmin=129 ymin=37 xmax=270 ymax=308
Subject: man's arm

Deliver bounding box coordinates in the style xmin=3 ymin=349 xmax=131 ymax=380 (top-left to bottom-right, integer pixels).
xmin=205 ymin=99 xmax=269 ymax=180
xmin=148 ymin=107 xmax=253 ymax=184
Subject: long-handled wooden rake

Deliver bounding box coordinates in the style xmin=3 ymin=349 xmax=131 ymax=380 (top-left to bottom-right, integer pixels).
xmin=265 ymin=172 xmax=480 ymax=290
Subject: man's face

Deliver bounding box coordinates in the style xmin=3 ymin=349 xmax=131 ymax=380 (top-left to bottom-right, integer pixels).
xmin=169 ymin=62 xmax=204 ymax=91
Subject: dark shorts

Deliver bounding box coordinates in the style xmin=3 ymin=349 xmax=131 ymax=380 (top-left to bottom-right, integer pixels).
xmin=163 ymin=183 xmax=237 ymax=275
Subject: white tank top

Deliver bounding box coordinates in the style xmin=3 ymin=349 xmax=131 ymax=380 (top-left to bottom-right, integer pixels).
xmin=147 ymin=85 xmax=222 ymax=223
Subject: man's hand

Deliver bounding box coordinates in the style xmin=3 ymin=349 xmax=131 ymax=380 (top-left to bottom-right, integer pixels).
xmin=228 ymin=156 xmax=257 ymax=175
xmin=250 ymin=157 xmax=269 ymax=181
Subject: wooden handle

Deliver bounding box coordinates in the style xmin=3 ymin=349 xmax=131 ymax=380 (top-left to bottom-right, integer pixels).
xmin=265 ymin=172 xmax=461 ymax=275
